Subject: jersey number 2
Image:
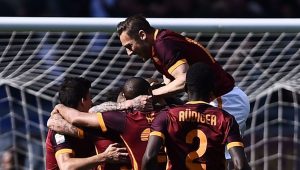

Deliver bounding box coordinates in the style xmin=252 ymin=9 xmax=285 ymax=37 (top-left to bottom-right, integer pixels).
xmin=185 ymin=129 xmax=207 ymax=170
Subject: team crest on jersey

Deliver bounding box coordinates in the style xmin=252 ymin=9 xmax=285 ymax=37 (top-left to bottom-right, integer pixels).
xmin=55 ymin=134 xmax=65 ymax=144
xmin=145 ymin=113 xmax=155 ymax=124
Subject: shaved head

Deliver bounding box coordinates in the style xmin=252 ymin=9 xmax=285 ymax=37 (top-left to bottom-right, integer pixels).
xmin=186 ymin=62 xmax=215 ymax=99
xmin=123 ymin=77 xmax=150 ymax=100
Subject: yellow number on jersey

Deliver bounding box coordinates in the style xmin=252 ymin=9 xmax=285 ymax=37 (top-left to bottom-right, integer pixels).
xmin=185 ymin=129 xmax=207 ymax=170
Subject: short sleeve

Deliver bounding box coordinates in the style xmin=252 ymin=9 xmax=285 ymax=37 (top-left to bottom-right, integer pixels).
xmin=150 ymin=111 xmax=169 ymax=141
xmin=155 ymin=39 xmax=186 ymax=70
xmin=224 ymin=115 xmax=244 ymax=149
xmin=98 ymin=111 xmax=126 ymax=133
xmin=50 ymin=131 xmax=74 ymax=157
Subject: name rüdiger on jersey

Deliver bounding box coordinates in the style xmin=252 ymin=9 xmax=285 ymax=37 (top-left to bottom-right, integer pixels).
xmin=178 ymin=109 xmax=217 ymax=126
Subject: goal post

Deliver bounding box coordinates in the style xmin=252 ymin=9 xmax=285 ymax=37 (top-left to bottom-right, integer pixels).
xmin=1 ymin=17 xmax=300 ymax=32
xmin=0 ymin=17 xmax=299 ymax=170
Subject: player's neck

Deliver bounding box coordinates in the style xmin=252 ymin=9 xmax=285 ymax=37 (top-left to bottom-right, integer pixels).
xmin=188 ymin=94 xmax=210 ymax=103
xmin=151 ymin=29 xmax=159 ymax=42
xmin=76 ymin=105 xmax=87 ymax=112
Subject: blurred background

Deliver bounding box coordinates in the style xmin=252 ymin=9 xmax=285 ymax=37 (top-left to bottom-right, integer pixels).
xmin=0 ymin=0 xmax=299 ymax=18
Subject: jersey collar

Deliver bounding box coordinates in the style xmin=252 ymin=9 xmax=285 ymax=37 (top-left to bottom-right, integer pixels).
xmin=186 ymin=101 xmax=209 ymax=105
xmin=151 ymin=29 xmax=161 ymax=63
xmin=154 ymin=29 xmax=159 ymax=41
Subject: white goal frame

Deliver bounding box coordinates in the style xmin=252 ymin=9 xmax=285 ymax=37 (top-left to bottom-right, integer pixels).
xmin=0 ymin=17 xmax=300 ymax=32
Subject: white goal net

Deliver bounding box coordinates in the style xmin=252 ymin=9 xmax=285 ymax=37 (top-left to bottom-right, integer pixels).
xmin=0 ymin=18 xmax=299 ymax=170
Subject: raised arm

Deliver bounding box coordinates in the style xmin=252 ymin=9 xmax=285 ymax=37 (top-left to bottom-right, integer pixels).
xmin=52 ymin=104 xmax=99 ymax=128
xmin=152 ymin=63 xmax=188 ymax=97
xmin=56 ymin=143 xmax=129 ymax=170
xmin=89 ymin=95 xmax=153 ymax=113
xmin=89 ymin=101 xmax=128 ymax=113
xmin=47 ymin=113 xmax=83 ymax=138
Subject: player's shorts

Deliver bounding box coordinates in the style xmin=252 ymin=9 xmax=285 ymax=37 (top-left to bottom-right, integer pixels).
xmin=210 ymin=86 xmax=250 ymax=159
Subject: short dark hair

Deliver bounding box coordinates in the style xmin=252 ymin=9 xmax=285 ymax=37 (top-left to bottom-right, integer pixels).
xmin=58 ymin=77 xmax=91 ymax=108
xmin=117 ymin=14 xmax=155 ymax=39
xmin=186 ymin=62 xmax=215 ymax=98
xmin=122 ymin=77 xmax=150 ymax=100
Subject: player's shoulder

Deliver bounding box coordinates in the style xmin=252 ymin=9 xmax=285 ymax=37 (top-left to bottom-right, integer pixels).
xmin=208 ymin=104 xmax=230 ymax=114
xmin=206 ymin=105 xmax=233 ymax=118
xmin=161 ymin=103 xmax=187 ymax=113
xmin=49 ymin=129 xmax=77 ymax=142
xmin=156 ymin=29 xmax=182 ymax=42
xmin=159 ymin=29 xmax=179 ymax=37
xmin=47 ymin=130 xmax=73 ymax=147
xmin=102 ymin=110 xmax=126 ymax=118
xmin=125 ymin=110 xmax=147 ymax=120
xmin=48 ymin=129 xmax=63 ymax=140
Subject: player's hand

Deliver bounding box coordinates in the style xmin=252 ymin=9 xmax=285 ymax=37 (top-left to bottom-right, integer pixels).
xmin=146 ymin=78 xmax=160 ymax=86
xmin=47 ymin=114 xmax=56 ymax=129
xmin=50 ymin=105 xmax=59 ymax=116
xmin=103 ymin=143 xmax=129 ymax=163
xmin=50 ymin=104 xmax=64 ymax=115
xmin=89 ymin=105 xmax=98 ymax=113
xmin=130 ymin=95 xmax=153 ymax=111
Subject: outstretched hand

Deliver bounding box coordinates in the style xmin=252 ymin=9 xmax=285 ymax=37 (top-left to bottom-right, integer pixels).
xmin=130 ymin=95 xmax=153 ymax=111
xmin=103 ymin=143 xmax=129 ymax=163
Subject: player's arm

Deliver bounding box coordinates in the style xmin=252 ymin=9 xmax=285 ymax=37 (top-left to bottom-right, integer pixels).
xmin=142 ymin=111 xmax=168 ymax=170
xmin=49 ymin=105 xmax=125 ymax=138
xmin=52 ymin=104 xmax=99 ymax=128
xmin=142 ymin=135 xmax=163 ymax=170
xmin=162 ymin=75 xmax=171 ymax=85
xmin=225 ymin=114 xmax=251 ymax=170
xmin=152 ymin=63 xmax=189 ymax=97
xmin=228 ymin=146 xmax=251 ymax=170
xmin=89 ymin=95 xmax=152 ymax=113
xmin=47 ymin=113 xmax=82 ymax=138
xmin=56 ymin=143 xmax=128 ymax=170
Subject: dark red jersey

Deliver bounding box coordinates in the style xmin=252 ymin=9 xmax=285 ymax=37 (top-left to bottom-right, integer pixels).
xmin=45 ymin=129 xmax=96 ymax=170
xmin=95 ymin=110 xmax=167 ymax=170
xmin=93 ymin=134 xmax=132 ymax=170
xmin=151 ymin=29 xmax=234 ymax=97
xmin=45 ymin=130 xmax=58 ymax=170
xmin=150 ymin=101 xmax=244 ymax=170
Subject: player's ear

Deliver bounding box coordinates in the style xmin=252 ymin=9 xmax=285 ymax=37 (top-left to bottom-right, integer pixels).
xmin=138 ymin=30 xmax=146 ymax=40
xmin=80 ymin=98 xmax=84 ymax=105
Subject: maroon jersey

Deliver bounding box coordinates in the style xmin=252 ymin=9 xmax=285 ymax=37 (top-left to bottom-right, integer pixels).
xmin=45 ymin=129 xmax=96 ymax=170
xmin=95 ymin=110 xmax=166 ymax=170
xmin=150 ymin=101 xmax=244 ymax=170
xmin=151 ymin=29 xmax=234 ymax=97
xmin=93 ymin=134 xmax=132 ymax=170
xmin=45 ymin=130 xmax=58 ymax=170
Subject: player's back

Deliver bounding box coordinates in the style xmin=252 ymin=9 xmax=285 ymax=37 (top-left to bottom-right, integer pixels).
xmin=93 ymin=133 xmax=132 ymax=170
xmin=99 ymin=109 xmax=167 ymax=170
xmin=121 ymin=110 xmax=166 ymax=170
xmin=154 ymin=29 xmax=234 ymax=96
xmin=70 ymin=136 xmax=96 ymax=158
xmin=159 ymin=102 xmax=241 ymax=170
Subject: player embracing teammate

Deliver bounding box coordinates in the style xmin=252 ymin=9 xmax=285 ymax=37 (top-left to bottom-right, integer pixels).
xmin=47 ymin=14 xmax=251 ymax=170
